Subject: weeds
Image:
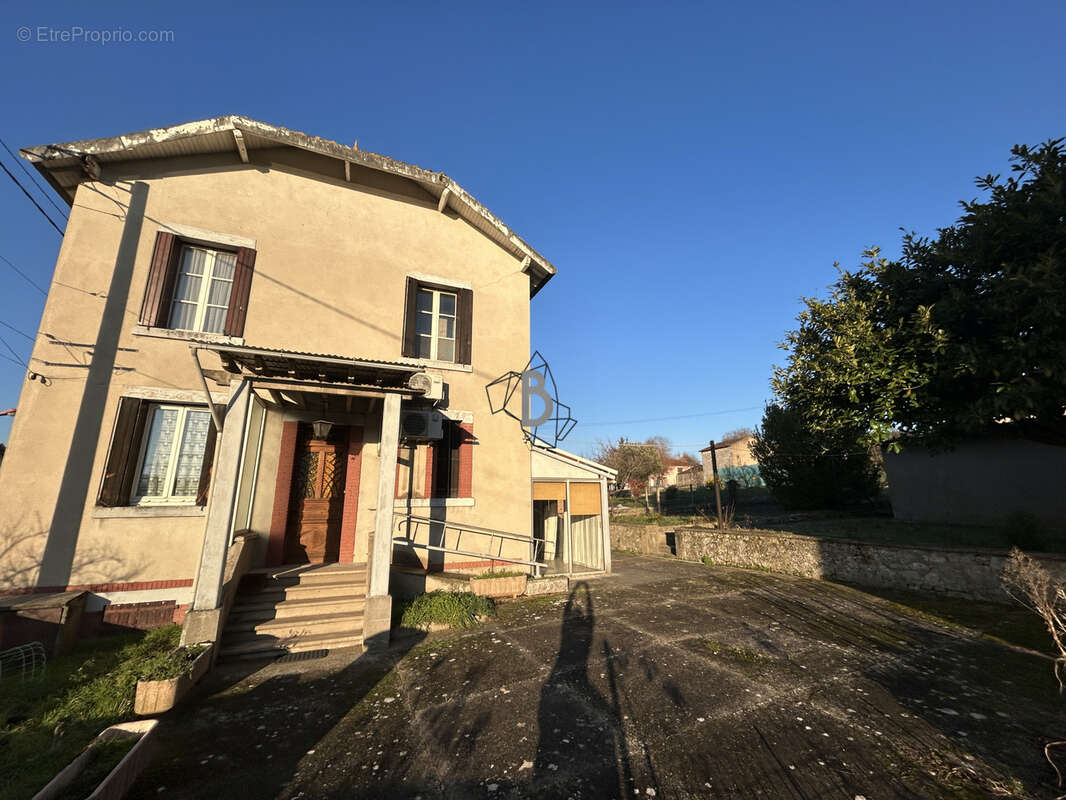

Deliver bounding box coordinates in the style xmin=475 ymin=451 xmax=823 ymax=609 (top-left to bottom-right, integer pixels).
xmin=397 ymin=591 xmax=495 ymax=630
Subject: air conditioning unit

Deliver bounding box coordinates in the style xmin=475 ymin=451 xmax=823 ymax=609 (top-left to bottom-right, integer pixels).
xmin=407 ymin=371 xmax=445 ymax=402
xmin=401 ymin=409 xmax=445 ymax=440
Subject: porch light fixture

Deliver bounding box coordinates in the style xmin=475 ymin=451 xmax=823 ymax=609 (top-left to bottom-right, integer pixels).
xmin=311 ymin=420 xmax=333 ymax=440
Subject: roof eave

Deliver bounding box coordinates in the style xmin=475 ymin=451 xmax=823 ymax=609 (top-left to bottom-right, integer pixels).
xmin=21 ymin=115 xmax=558 ymax=297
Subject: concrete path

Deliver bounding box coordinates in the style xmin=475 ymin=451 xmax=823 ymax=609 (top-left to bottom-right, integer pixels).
xmin=128 ymin=553 xmax=1063 ymax=799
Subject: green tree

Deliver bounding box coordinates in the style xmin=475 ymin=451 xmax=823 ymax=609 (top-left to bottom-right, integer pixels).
xmin=772 ymin=138 xmax=1066 ymax=450
xmin=751 ymin=404 xmax=880 ymax=509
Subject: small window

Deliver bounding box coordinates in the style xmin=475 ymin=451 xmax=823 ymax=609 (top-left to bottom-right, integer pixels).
xmin=402 ymin=278 xmax=472 ymax=364
xmin=414 ymin=288 xmax=457 ymax=362
xmin=132 ymin=405 xmax=213 ymax=504
xmin=168 ymin=245 xmax=237 ymax=334
xmin=431 ymin=420 xmax=463 ymax=498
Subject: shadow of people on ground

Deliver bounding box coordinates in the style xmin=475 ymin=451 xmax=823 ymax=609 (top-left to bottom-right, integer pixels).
xmin=532 ymin=581 xmax=637 ymax=798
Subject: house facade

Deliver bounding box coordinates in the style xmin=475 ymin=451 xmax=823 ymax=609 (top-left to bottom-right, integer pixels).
xmin=700 ymin=435 xmax=764 ymax=487
xmin=0 ymin=117 xmax=612 ymax=655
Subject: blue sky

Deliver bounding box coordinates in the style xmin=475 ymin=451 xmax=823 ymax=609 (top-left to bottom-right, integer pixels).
xmin=1 ymin=0 xmax=1064 ymax=455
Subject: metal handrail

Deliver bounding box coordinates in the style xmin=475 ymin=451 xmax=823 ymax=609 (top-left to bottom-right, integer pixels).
xmin=393 ymin=513 xmax=544 ymax=575
xmin=393 ymin=512 xmax=537 ymax=544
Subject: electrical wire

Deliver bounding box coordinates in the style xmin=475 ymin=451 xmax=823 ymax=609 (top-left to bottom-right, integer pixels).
xmin=578 ymin=405 xmax=764 ymax=427
xmin=0 ymin=158 xmax=65 ymax=235
xmin=0 ymin=320 xmax=35 ymax=341
xmin=0 ymin=253 xmax=48 ymax=296
xmin=1 ymin=138 xmax=68 ymax=220
xmin=0 ymin=335 xmax=28 ymax=366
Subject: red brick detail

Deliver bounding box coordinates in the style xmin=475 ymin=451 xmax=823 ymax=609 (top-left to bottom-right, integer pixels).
xmin=172 ymin=604 xmax=189 ymax=624
xmin=458 ymin=423 xmax=474 ymax=499
xmin=338 ymin=426 xmax=364 ymax=563
xmin=0 ymin=578 xmax=193 ymax=597
xmin=424 ymin=442 xmax=434 ymax=498
xmin=267 ymin=421 xmax=300 ymax=566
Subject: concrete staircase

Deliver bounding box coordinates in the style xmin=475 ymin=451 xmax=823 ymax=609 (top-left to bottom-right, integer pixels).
xmin=219 ymin=562 xmax=367 ymax=660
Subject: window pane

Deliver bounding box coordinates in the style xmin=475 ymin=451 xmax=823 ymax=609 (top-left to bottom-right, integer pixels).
xmin=416 ymin=335 xmax=432 ymax=359
xmin=182 ymin=247 xmax=207 ymax=275
xmin=212 ymin=251 xmax=236 ymax=280
xmin=202 ymin=306 xmax=227 ymax=334
xmin=173 ymin=411 xmax=210 ymax=496
xmin=207 ymin=277 xmax=232 ymax=306
xmin=137 ymin=408 xmax=178 ymax=497
xmin=439 ymin=293 xmax=456 ymax=315
xmin=416 ymin=289 xmax=433 ymax=313
xmin=415 ymin=310 xmax=432 ymax=335
xmin=173 ymin=271 xmax=202 ymax=303
xmin=437 ymin=338 xmax=455 ymax=362
xmin=170 ymin=301 xmax=198 ymax=331
xmin=437 ymin=316 xmax=455 ymax=339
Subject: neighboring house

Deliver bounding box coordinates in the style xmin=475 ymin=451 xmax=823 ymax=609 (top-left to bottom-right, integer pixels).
xmin=0 ymin=116 xmax=613 ymax=657
xmin=700 ymin=435 xmax=764 ymax=487
xmin=648 ymin=461 xmax=689 ymax=489
xmin=675 ymin=465 xmax=704 ymax=488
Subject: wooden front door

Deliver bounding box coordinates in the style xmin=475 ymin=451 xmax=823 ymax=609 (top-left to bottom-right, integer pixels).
xmin=284 ymin=425 xmax=347 ymax=564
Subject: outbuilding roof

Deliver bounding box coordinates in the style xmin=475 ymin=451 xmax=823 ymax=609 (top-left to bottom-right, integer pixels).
xmin=21 ymin=115 xmax=557 ymax=297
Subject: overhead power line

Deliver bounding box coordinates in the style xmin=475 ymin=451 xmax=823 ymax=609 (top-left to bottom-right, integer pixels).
xmin=0 ymin=335 xmax=27 ymax=366
xmin=0 ymin=253 xmax=48 ymax=295
xmin=0 ymin=319 xmax=35 ymax=341
xmin=0 ymin=138 xmax=68 ymax=221
xmin=578 ymin=405 xmax=764 ymax=427
xmin=0 ymin=158 xmax=65 ymax=236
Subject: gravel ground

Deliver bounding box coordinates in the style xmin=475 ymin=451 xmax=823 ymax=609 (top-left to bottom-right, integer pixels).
xmin=128 ymin=553 xmax=1064 ymax=799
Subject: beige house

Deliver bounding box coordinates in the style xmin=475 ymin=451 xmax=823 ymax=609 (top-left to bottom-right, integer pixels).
xmin=0 ymin=117 xmax=613 ymax=657
xmin=700 ymin=434 xmax=763 ymax=486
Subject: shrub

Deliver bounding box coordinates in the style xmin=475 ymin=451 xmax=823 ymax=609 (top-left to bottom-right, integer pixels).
xmin=136 ymin=643 xmax=208 ymax=682
xmin=398 ymin=591 xmax=494 ymax=630
xmin=663 ymin=486 xmax=678 ymax=500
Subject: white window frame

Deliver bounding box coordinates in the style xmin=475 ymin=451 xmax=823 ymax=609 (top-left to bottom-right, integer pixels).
xmin=131 ymin=404 xmax=211 ymax=506
xmin=415 ymin=287 xmax=458 ymax=363
xmin=168 ymin=244 xmax=236 ymax=334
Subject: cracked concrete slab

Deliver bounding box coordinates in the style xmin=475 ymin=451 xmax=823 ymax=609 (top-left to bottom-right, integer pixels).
xmin=127 ymin=553 xmax=1063 ymax=799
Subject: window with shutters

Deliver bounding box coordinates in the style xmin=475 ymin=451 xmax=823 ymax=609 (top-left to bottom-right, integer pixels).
xmin=401 ymin=277 xmax=472 ymax=365
xmin=138 ymin=230 xmax=256 ymax=339
xmin=132 ymin=405 xmax=213 ymax=504
xmin=98 ymin=397 xmax=219 ymax=508
xmin=168 ymin=245 xmax=236 ymax=334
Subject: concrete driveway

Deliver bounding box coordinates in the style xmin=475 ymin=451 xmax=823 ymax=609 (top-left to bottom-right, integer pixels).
xmin=129 ymin=553 xmax=1062 ymax=799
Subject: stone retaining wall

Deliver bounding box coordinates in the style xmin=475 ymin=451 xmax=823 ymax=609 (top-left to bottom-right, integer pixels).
xmin=673 ymin=525 xmax=1066 ymax=603
xmin=611 ymin=523 xmax=672 ymax=556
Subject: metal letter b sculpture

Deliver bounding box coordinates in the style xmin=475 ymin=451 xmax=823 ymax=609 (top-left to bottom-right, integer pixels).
xmin=485 ymin=351 xmax=576 ymax=448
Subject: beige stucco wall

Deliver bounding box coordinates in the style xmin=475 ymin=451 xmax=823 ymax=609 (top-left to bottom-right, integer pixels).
xmin=0 ymin=150 xmax=534 ymax=590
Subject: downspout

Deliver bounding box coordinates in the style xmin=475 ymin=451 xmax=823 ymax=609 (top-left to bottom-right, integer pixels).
xmin=190 ymin=346 xmax=226 ymax=433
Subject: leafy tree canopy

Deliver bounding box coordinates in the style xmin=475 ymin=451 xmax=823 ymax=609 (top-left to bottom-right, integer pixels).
xmin=773 ymin=138 xmax=1066 ymax=450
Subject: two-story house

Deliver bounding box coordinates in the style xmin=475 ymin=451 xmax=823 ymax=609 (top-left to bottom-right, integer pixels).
xmin=0 ymin=117 xmax=613 ymax=657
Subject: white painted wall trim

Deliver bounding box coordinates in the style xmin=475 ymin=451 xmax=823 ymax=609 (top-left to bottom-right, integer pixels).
xmin=85 ymin=586 xmax=195 ymax=612
xmin=131 ymin=325 xmax=246 ymax=348
xmin=93 ymin=505 xmax=207 ymax=519
xmin=406 ymin=270 xmax=472 ymax=291
xmin=393 ymin=497 xmax=475 ymax=509
xmin=121 ymin=385 xmax=230 ymax=404
xmin=156 ymin=221 xmax=256 ymax=249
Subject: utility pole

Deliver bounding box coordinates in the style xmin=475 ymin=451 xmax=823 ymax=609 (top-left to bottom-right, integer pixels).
xmin=709 ymin=440 xmax=723 ymax=529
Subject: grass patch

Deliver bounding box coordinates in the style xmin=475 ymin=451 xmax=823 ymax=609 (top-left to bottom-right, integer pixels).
xmin=0 ymin=624 xmax=181 ymax=800
xmin=136 ymin=643 xmax=208 ymax=682
xmin=472 ymin=569 xmax=527 ymax=579
xmin=395 ymin=591 xmax=495 ymax=630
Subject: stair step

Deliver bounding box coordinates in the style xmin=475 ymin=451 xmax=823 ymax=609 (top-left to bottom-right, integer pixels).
xmin=219 ymin=630 xmax=364 ymax=660
xmin=236 ymin=582 xmax=365 ymax=604
xmin=226 ymin=610 xmax=365 ymax=639
xmin=228 ymin=595 xmax=366 ymax=623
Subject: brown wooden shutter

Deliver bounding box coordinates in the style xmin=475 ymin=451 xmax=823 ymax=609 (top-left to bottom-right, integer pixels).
xmin=98 ymin=397 xmax=148 ymax=506
xmin=224 ymin=247 xmax=256 ymax=337
xmin=195 ymin=404 xmax=223 ymax=506
xmin=139 ymin=232 xmax=181 ymax=326
xmin=456 ymin=288 xmax=473 ymax=364
xmin=401 ymin=278 xmax=418 ymax=357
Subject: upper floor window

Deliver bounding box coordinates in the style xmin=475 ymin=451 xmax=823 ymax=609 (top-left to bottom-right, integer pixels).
xmin=415 ymin=287 xmax=457 ymax=362
xmin=138 ymin=230 xmax=256 ymax=338
xmin=402 ymin=277 xmax=472 ymax=365
xmin=169 ymin=246 xmax=237 ymax=334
